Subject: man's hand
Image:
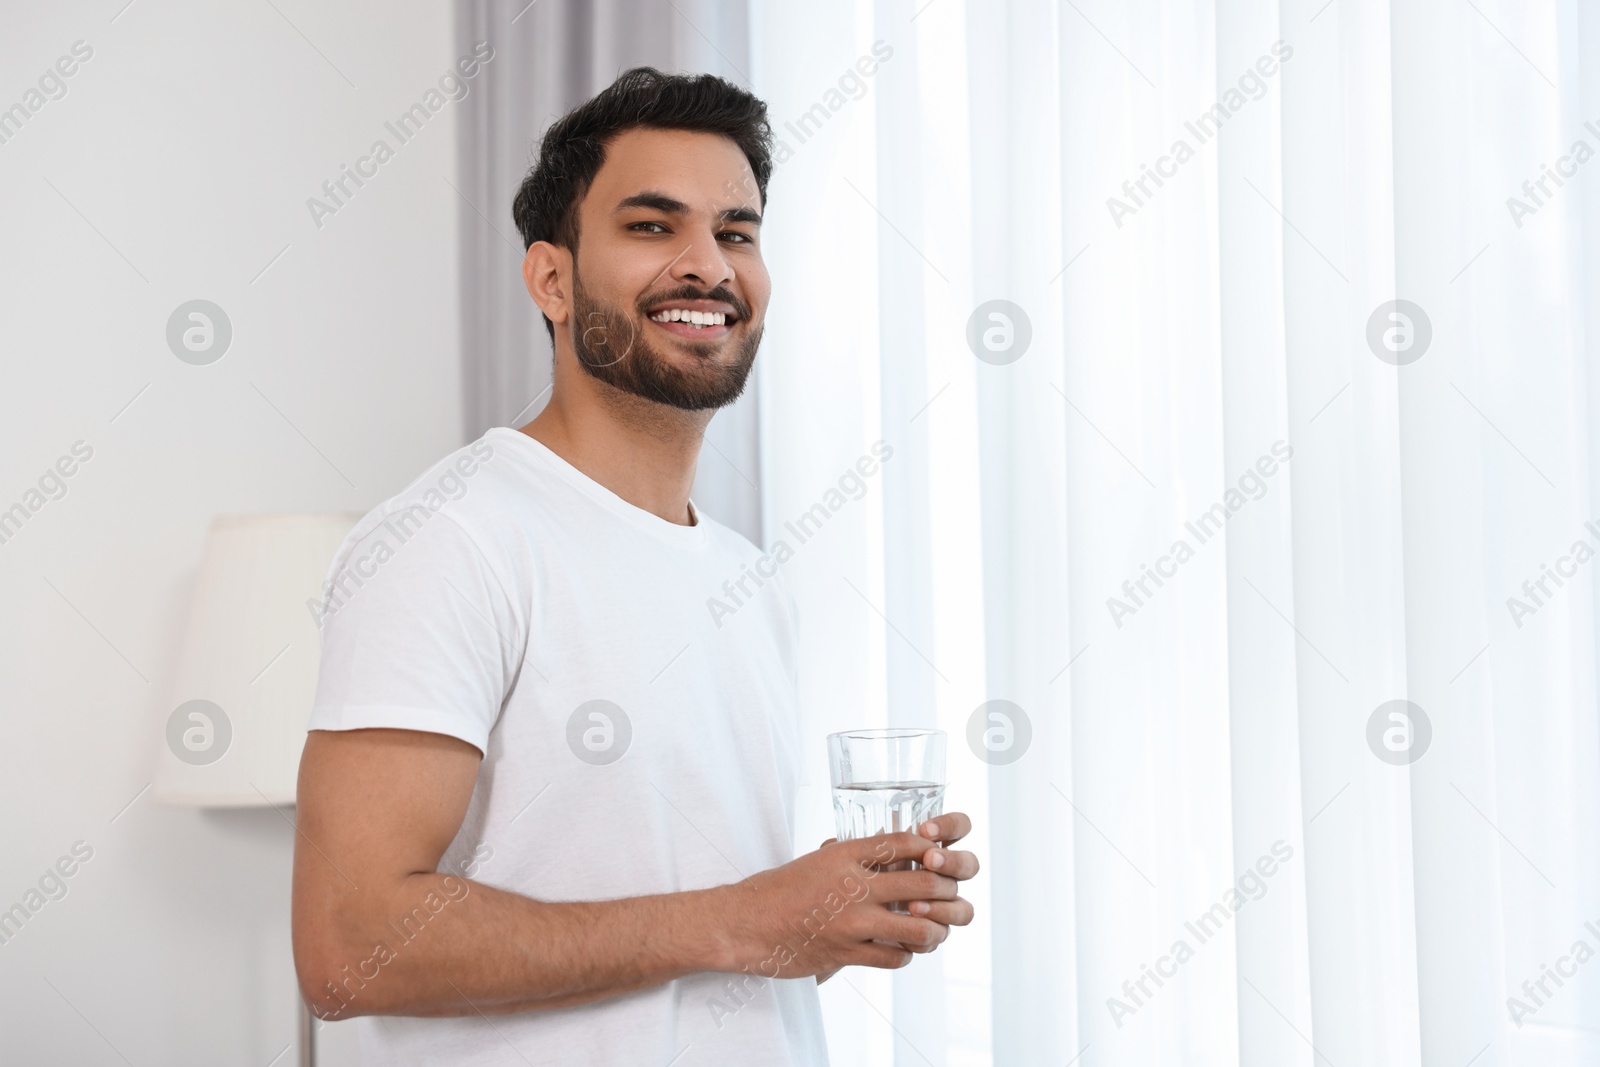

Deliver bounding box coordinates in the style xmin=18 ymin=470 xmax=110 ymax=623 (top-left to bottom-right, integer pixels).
xmin=720 ymin=813 xmax=978 ymax=982
xmin=894 ymin=812 xmax=978 ymax=946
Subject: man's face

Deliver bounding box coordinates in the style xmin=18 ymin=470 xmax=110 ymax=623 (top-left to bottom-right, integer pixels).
xmin=567 ymin=127 xmax=769 ymax=411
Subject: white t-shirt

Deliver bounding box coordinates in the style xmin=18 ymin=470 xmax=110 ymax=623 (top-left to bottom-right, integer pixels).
xmin=306 ymin=426 xmax=829 ymax=1066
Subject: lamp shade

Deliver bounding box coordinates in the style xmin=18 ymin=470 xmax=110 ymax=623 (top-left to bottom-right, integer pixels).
xmin=153 ymin=513 xmax=362 ymax=808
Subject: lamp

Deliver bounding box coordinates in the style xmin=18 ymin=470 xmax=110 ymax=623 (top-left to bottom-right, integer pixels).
xmin=154 ymin=512 xmax=362 ymax=1067
xmin=154 ymin=513 xmax=360 ymax=806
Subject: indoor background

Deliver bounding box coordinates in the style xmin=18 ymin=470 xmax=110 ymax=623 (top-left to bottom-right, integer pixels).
xmin=2 ymin=0 xmax=1598 ymax=1064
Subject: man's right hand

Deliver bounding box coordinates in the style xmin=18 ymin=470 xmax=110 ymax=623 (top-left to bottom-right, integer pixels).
xmin=718 ymin=830 xmax=975 ymax=978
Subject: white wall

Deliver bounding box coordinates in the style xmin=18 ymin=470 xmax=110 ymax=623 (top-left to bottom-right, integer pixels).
xmin=0 ymin=1 xmax=465 ymax=1061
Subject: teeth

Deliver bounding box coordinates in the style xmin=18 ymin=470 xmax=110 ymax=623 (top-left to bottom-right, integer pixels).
xmin=649 ymin=308 xmax=728 ymax=326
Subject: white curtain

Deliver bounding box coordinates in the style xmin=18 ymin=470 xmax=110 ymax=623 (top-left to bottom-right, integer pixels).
xmin=750 ymin=2 xmax=1600 ymax=1065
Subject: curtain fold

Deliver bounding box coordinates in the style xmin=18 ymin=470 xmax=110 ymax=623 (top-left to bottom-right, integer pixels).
xmin=753 ymin=1 xmax=1600 ymax=1065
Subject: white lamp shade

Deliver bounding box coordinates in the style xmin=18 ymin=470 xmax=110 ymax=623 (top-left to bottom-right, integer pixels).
xmin=153 ymin=513 xmax=362 ymax=808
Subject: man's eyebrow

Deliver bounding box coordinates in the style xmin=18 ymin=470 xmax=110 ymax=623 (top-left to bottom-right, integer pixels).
xmin=615 ymin=191 xmax=688 ymax=215
xmin=719 ymin=205 xmax=762 ymax=227
xmin=614 ymin=191 xmax=762 ymax=227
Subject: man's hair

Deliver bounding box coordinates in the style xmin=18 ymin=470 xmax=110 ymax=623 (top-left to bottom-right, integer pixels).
xmin=512 ymin=66 xmax=775 ymax=342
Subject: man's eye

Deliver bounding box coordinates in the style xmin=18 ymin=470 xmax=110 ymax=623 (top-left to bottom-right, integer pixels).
xmin=719 ymin=231 xmax=752 ymax=244
xmin=630 ymin=221 xmax=668 ymax=234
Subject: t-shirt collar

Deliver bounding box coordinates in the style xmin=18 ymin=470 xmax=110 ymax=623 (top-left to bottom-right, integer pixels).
xmin=492 ymin=427 xmax=710 ymax=548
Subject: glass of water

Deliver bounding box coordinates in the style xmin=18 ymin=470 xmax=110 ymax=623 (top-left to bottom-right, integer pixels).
xmin=828 ymin=728 xmax=946 ymax=912
xmin=827 ymin=728 xmax=946 ymax=838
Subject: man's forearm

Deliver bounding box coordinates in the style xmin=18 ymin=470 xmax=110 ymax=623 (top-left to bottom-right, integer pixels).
xmin=301 ymin=872 xmax=742 ymax=1020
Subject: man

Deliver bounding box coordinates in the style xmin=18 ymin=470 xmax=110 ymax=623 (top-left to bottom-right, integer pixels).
xmin=291 ymin=66 xmax=978 ymax=1066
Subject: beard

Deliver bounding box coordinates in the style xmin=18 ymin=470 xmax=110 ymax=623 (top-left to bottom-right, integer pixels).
xmin=569 ymin=265 xmax=763 ymax=412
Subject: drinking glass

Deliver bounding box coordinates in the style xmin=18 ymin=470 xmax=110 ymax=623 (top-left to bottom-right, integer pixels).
xmin=827 ymin=727 xmax=947 ymax=838
xmin=827 ymin=728 xmax=946 ymax=912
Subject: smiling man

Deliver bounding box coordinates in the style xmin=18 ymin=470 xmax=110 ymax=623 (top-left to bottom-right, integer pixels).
xmin=291 ymin=68 xmax=978 ymax=1066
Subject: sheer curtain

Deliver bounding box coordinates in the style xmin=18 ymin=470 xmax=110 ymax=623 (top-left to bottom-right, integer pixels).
xmin=750 ymin=2 xmax=1600 ymax=1066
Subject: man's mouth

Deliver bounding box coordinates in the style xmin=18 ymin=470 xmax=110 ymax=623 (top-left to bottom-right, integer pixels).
xmin=649 ymin=307 xmax=730 ymax=327
xmin=644 ymin=301 xmax=740 ymax=341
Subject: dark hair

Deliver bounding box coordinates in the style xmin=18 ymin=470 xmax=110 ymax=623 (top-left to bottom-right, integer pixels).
xmin=512 ymin=66 xmax=774 ymax=342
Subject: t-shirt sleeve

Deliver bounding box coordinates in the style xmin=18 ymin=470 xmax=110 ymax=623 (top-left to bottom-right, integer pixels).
xmin=307 ymin=509 xmax=521 ymax=757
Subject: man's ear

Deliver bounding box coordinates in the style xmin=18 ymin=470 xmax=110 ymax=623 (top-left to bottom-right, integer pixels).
xmin=522 ymin=242 xmax=571 ymax=330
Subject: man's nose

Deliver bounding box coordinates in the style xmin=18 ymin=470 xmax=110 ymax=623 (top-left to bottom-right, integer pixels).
xmin=667 ymin=229 xmax=733 ymax=290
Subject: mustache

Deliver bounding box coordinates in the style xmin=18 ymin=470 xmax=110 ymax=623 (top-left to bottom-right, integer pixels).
xmin=638 ymin=286 xmax=751 ymax=322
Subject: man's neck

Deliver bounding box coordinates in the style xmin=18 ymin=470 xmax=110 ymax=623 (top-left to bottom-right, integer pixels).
xmin=519 ymin=383 xmax=709 ymax=527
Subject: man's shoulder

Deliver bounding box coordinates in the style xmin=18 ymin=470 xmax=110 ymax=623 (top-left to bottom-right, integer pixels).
xmin=328 ymin=429 xmax=545 ymax=572
xmin=365 ymin=426 xmax=545 ymax=522
xmin=389 ymin=427 xmax=533 ymax=512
